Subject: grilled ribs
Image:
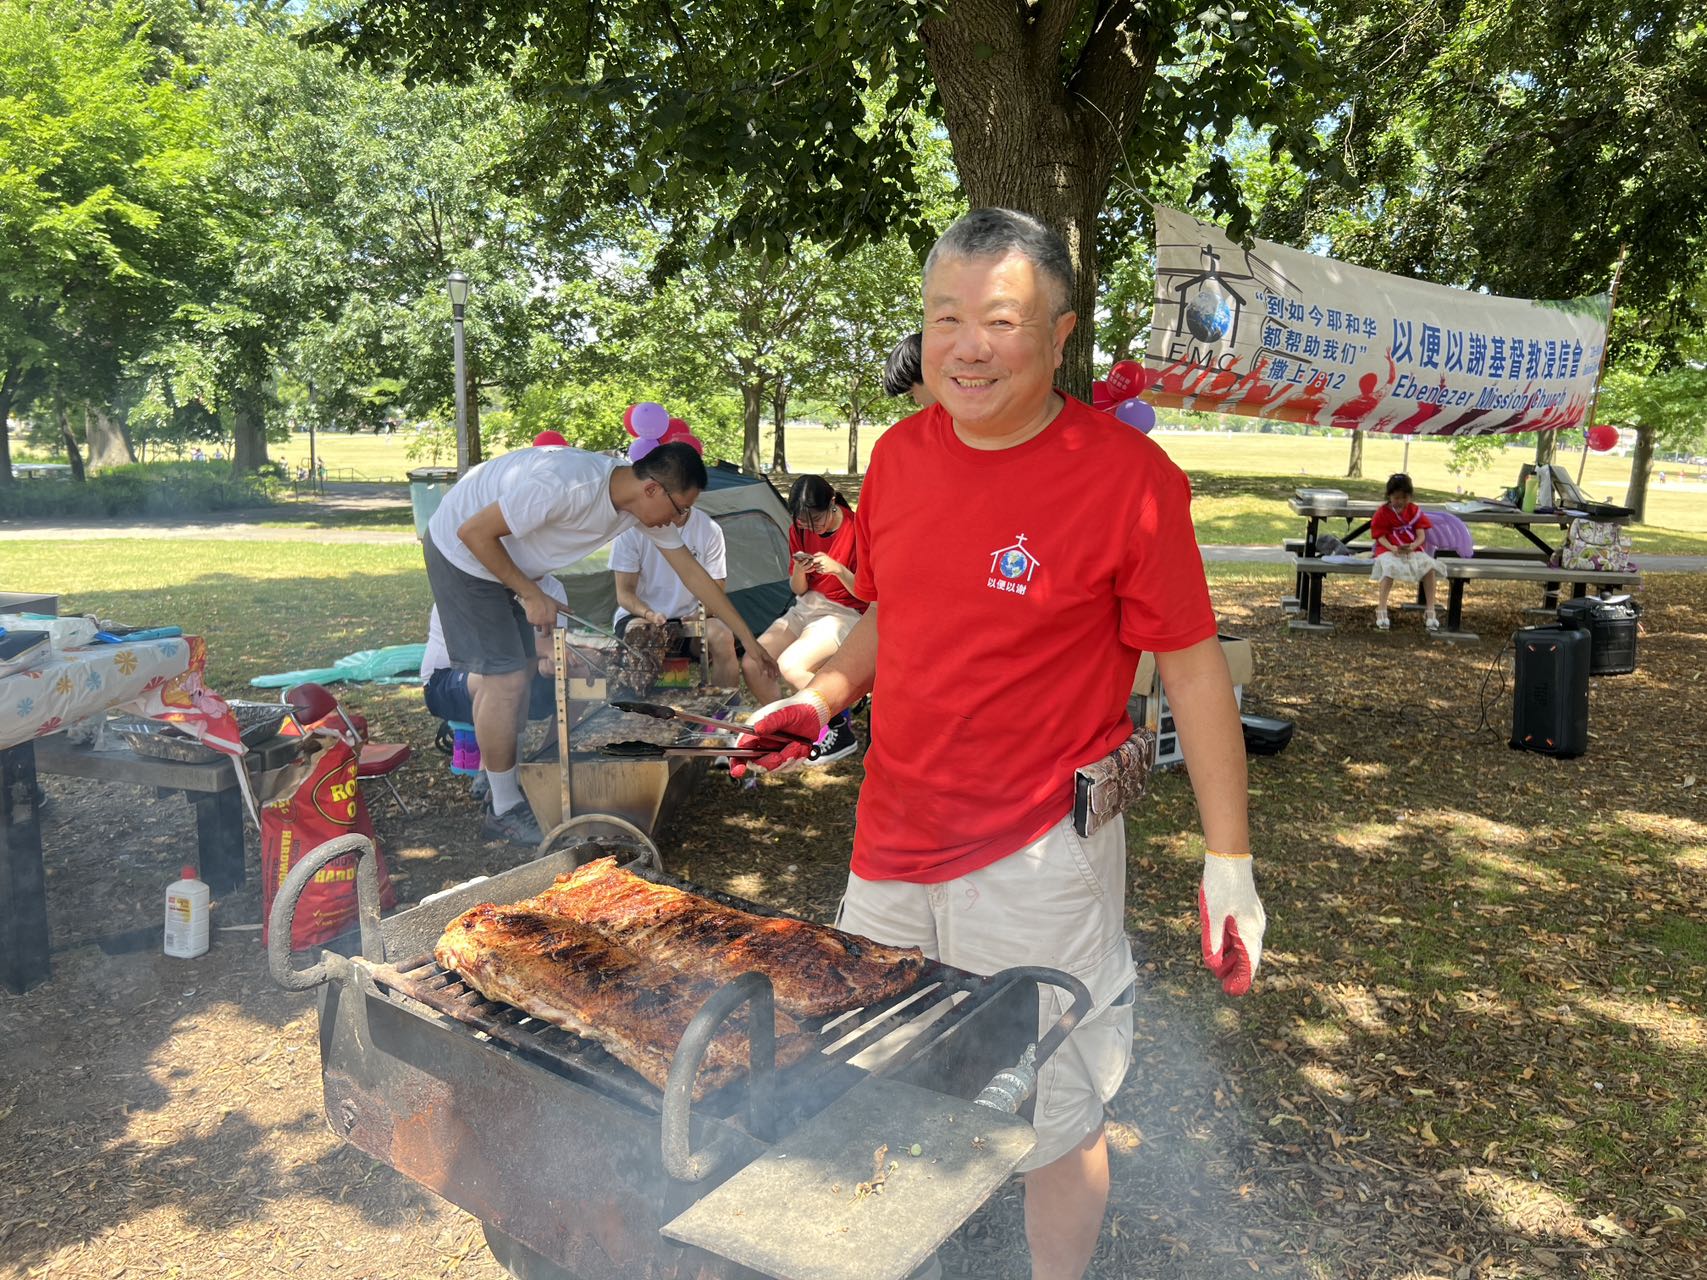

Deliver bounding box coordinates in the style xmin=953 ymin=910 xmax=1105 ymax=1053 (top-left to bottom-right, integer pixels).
xmin=436 ymin=903 xmax=812 ymax=1099
xmin=523 ymin=857 xmax=929 ymax=1018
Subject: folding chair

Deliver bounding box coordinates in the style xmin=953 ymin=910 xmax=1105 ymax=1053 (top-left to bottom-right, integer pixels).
xmin=281 ymin=682 xmax=412 ymax=815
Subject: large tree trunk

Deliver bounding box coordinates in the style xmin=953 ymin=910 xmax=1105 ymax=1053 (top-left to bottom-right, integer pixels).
xmin=1623 ymin=421 xmax=1654 ymax=521
xmin=847 ymin=408 xmax=861 ymax=476
xmin=1533 ymin=430 xmax=1557 ymax=467
xmin=85 ymin=405 xmax=136 ymax=468
xmin=57 ymin=396 xmax=86 ymax=483
xmin=231 ymin=384 xmax=270 ymax=472
xmin=740 ymin=379 xmax=764 ymax=474
xmin=1346 ymin=428 xmax=1365 ymax=479
xmin=924 ymin=1 xmax=1152 ymax=399
xmin=770 ymin=380 xmax=788 ymax=475
xmin=0 ymin=361 xmax=19 ymax=488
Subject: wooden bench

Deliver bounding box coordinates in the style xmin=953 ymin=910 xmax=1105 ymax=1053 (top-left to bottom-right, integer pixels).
xmin=1288 ymin=558 xmax=1377 ymax=630
xmin=1281 ymin=539 xmax=1547 ymax=612
xmin=33 ymin=732 xmax=300 ymax=892
xmin=1435 ymin=561 xmax=1641 ymax=641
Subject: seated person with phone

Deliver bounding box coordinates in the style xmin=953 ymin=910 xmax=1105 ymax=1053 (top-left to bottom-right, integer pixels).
xmin=745 ymin=475 xmax=867 ymax=764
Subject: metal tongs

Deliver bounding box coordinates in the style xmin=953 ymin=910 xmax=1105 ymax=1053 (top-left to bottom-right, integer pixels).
xmin=553 ymin=605 xmax=653 ymax=664
xmin=606 ymin=699 xmax=819 ymax=746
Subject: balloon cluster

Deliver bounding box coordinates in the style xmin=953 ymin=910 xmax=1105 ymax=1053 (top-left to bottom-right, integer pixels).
xmin=1586 ymin=424 xmax=1618 ymax=453
xmin=1091 ymin=359 xmax=1156 ymax=433
xmin=623 ymin=402 xmax=703 ymax=460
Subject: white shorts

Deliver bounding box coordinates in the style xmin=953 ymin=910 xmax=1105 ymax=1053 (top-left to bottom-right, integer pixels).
xmin=837 ymin=815 xmax=1136 ymax=1171
xmin=778 ymin=591 xmax=863 ymax=647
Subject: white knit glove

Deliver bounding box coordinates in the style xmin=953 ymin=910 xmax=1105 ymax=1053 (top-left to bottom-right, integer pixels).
xmin=1200 ymin=851 xmax=1266 ymax=996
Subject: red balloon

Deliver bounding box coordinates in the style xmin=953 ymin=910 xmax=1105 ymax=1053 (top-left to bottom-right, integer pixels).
xmin=667 ymin=416 xmax=689 ymax=434
xmin=531 ymin=430 xmax=568 ymax=447
xmin=1107 ymin=360 xmax=1146 ymax=400
xmin=1091 ymin=379 xmax=1114 ymax=409
xmin=1586 ymin=425 xmax=1618 ymax=452
xmin=622 ymin=404 xmax=640 ymax=438
xmin=676 ymin=432 xmax=704 ymax=456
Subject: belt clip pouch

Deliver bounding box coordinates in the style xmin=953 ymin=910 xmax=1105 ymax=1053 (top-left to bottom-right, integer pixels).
xmin=1072 ymin=728 xmax=1157 ymax=838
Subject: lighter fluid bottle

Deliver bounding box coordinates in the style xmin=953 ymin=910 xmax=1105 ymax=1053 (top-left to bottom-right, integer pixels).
xmin=164 ymin=865 xmax=209 ymax=958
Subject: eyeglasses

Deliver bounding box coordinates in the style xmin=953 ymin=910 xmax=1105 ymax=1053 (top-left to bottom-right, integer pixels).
xmin=663 ymin=489 xmax=690 ymax=521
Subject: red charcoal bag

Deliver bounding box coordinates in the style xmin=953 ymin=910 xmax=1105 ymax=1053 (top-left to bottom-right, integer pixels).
xmin=261 ymin=736 xmax=396 ymax=950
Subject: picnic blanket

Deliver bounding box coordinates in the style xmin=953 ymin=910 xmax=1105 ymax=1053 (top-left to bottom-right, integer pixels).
xmin=248 ymin=644 xmax=426 ymax=689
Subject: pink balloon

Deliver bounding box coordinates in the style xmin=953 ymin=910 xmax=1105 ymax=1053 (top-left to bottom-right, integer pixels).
xmin=631 ymin=402 xmax=669 ymax=440
xmin=628 ymin=437 xmax=659 ymax=463
xmin=1113 ymin=397 xmax=1156 ymax=433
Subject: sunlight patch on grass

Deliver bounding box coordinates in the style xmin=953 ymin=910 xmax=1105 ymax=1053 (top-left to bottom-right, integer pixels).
xmin=1292 ymin=1019 xmax=1351 ymax=1052
xmin=1576 ymin=993 xmax=1707 ymax=1051
xmin=1328 ymin=817 xmax=1399 ymax=856
xmin=394 ymin=843 xmax=446 ymax=862
xmin=1434 ymin=810 xmax=1531 ymax=848
xmin=1296 ymin=1061 xmax=1351 ymax=1095
xmin=1320 ymin=983 xmax=1392 ymax=1035
xmin=1458 ymin=846 xmax=1568 ymax=895
xmin=1453 ymin=1168 xmax=1595 ymax=1244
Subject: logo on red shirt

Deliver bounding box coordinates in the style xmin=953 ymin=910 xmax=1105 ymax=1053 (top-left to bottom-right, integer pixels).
xmin=987 ymin=533 xmax=1041 ymax=596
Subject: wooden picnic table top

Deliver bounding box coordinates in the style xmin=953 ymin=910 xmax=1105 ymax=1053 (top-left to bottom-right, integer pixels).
xmin=1287 ymin=496 xmax=1626 ymax=526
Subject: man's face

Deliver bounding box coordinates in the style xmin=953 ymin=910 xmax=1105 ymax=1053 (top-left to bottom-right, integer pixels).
xmin=921 ymin=251 xmax=1076 ymax=440
xmin=641 ymin=480 xmax=699 ymax=529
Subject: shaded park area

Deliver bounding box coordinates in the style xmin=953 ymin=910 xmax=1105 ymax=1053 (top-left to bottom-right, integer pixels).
xmin=1 ymin=529 xmax=1702 ymax=1279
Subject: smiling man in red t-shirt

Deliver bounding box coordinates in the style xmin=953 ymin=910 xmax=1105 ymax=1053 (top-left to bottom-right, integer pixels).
xmin=740 ymin=208 xmax=1266 ymax=1280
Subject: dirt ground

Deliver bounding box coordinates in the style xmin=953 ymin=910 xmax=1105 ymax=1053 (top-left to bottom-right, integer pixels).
xmin=3 ymin=572 xmax=1703 ymax=1279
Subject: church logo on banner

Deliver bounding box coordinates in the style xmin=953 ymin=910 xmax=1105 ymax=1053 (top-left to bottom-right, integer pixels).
xmin=1143 ymin=207 xmax=1609 ymax=437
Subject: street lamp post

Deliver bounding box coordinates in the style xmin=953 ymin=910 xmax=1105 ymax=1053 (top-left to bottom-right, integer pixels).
xmin=447 ymin=270 xmax=471 ymax=475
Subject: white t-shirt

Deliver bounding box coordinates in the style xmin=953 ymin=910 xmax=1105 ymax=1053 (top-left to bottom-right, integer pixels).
xmin=427 ymin=447 xmax=683 ymax=581
xmin=421 ymin=573 xmax=568 ymax=684
xmin=610 ymin=508 xmax=728 ymax=625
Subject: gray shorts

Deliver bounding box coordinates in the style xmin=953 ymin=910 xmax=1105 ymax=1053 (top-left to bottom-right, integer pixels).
xmin=423 ymin=531 xmax=537 ymax=676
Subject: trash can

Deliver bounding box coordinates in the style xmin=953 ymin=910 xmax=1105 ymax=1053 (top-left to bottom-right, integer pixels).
xmin=406 ymin=467 xmax=459 ymax=540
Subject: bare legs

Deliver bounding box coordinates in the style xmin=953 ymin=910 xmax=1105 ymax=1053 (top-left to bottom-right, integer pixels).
xmin=1023 ymin=1126 xmax=1110 ymax=1280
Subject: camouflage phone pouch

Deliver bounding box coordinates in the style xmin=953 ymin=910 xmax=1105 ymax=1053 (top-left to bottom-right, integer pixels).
xmin=1072 ymin=728 xmax=1157 ymax=839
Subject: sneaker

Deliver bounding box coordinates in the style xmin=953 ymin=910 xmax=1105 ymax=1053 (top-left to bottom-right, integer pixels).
xmin=469 ymin=772 xmax=490 ymax=802
xmin=1425 ymin=614 xmax=1441 ymax=632
xmin=1375 ymin=613 xmax=1391 ymax=631
xmin=482 ymin=801 xmax=544 ymax=847
xmin=808 ymin=719 xmax=861 ymax=765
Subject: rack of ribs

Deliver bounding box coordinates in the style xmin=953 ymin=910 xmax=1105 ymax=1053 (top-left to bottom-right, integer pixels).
xmin=520 ymin=857 xmax=929 ymax=1019
xmin=435 ymin=903 xmax=813 ymax=1099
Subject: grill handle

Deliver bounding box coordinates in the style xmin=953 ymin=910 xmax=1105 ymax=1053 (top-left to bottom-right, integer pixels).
xmin=661 ymin=971 xmax=777 ymax=1183
xmin=973 ymin=966 xmax=1095 ymax=1115
xmin=266 ymin=834 xmax=387 ymax=991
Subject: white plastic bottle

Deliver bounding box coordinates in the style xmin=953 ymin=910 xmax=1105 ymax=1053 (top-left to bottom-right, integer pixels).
xmin=164 ymin=866 xmax=210 ymax=959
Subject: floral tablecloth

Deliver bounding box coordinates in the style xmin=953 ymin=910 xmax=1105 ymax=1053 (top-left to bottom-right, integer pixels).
xmin=0 ymin=635 xmax=241 ymax=754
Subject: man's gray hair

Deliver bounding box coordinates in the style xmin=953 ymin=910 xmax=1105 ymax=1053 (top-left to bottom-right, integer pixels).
xmin=923 ymin=207 xmax=1077 ymax=318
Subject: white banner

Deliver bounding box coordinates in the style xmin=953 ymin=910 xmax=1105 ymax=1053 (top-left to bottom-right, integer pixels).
xmin=1143 ymin=207 xmax=1609 ymax=435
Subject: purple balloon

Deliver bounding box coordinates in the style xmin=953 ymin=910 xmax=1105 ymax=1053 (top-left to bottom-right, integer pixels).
xmin=1113 ymin=397 xmax=1156 ymax=433
xmin=631 ymin=402 xmax=669 ymax=440
xmin=628 ymin=437 xmax=659 ymax=463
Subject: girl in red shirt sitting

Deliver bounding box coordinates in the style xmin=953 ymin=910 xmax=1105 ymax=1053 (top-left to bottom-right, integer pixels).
xmin=746 ymin=475 xmax=868 ymax=762
xmin=1371 ymin=472 xmax=1442 ymax=632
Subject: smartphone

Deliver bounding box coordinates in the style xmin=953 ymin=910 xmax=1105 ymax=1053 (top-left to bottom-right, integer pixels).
xmin=793 ymin=552 xmax=813 ymax=564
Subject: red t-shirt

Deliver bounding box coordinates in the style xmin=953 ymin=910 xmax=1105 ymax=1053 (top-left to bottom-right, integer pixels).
xmin=851 ymin=396 xmax=1217 ymax=883
xmin=790 ymin=502 xmax=866 ymax=612
xmin=1371 ymin=502 xmax=1431 ymax=555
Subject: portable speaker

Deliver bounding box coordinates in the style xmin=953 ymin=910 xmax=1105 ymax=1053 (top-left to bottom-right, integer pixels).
xmin=1509 ymin=626 xmax=1589 ymax=758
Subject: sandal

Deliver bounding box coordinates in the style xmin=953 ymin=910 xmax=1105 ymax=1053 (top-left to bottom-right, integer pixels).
xmin=1425 ymin=614 xmax=1441 ymax=632
xmin=1375 ymin=613 xmax=1391 ymax=631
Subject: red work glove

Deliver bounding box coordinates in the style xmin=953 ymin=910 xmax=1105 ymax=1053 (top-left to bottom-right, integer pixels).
xmin=1199 ymin=850 xmax=1266 ymax=996
xmin=729 ymin=692 xmax=829 ymax=779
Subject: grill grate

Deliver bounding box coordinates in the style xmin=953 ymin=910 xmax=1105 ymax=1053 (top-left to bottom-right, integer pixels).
xmin=368 ymin=950 xmax=994 ymax=1124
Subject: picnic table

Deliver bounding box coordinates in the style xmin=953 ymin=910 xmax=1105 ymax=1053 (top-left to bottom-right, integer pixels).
xmin=1285 ymin=494 xmax=1637 ymax=636
xmin=0 ymin=635 xmax=259 ymax=993
xmin=1283 ymin=494 xmax=1631 ymax=634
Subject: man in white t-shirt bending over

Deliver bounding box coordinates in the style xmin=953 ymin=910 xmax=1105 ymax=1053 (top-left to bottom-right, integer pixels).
xmin=424 ymin=442 xmax=779 ymax=845
xmin=610 ymin=507 xmax=741 ymax=686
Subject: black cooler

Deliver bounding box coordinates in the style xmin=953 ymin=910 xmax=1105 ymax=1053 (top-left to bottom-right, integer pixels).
xmin=1557 ymin=594 xmax=1640 ymax=676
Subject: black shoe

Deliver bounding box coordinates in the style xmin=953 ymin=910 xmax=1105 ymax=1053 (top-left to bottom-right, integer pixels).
xmin=808 ymin=719 xmax=861 ymax=765
xmin=482 ymin=801 xmax=544 ymax=846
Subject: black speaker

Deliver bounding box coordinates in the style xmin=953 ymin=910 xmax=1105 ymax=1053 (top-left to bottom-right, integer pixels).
xmin=1556 ymin=595 xmax=1640 ymax=676
xmin=1509 ymin=626 xmax=1589 ymax=758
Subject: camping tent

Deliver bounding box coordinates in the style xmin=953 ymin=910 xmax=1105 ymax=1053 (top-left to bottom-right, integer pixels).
xmin=553 ymin=461 xmax=794 ymax=637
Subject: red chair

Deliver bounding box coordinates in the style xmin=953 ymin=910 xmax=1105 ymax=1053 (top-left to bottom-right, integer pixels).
xmin=281 ymin=683 xmax=412 ymax=815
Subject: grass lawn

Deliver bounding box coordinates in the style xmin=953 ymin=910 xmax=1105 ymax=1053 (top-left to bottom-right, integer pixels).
xmin=6 ymin=534 xmax=1704 ymax=1276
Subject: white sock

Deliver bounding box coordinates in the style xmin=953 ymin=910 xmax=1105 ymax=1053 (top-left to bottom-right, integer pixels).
xmin=486 ymin=766 xmax=525 ymax=815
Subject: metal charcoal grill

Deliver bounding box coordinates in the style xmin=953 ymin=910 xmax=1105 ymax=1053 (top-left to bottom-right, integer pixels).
xmin=269 ymin=819 xmax=1090 ymax=1280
